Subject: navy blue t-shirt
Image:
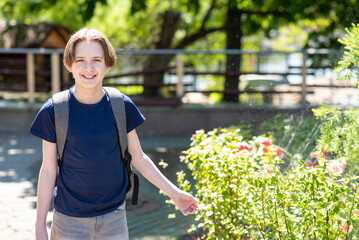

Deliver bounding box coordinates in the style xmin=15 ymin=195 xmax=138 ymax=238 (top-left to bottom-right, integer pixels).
xmin=29 ymin=89 xmax=145 ymax=217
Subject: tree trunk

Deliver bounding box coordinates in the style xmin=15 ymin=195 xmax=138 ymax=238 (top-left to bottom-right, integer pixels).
xmin=223 ymin=5 xmax=242 ymax=103
xmin=142 ymin=10 xmax=181 ymax=97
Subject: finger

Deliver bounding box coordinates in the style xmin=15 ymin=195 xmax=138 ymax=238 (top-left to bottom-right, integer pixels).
xmin=191 ymin=198 xmax=200 ymax=208
xmin=183 ymin=207 xmax=195 ymax=216
xmin=190 ymin=203 xmax=200 ymax=211
xmin=187 ymin=206 xmax=199 ymax=214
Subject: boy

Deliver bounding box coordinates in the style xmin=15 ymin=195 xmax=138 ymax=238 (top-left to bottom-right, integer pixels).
xmin=30 ymin=27 xmax=199 ymax=240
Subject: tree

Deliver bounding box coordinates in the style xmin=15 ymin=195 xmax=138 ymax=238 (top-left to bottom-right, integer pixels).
xmin=129 ymin=0 xmax=225 ymax=97
xmin=0 ymin=0 xmax=108 ymax=32
xmin=2 ymin=0 xmax=358 ymax=101
xmin=216 ymin=0 xmax=359 ymax=102
xmin=128 ymin=0 xmax=359 ymax=100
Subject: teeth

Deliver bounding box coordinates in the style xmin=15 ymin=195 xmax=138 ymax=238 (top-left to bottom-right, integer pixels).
xmin=83 ymin=75 xmax=95 ymax=79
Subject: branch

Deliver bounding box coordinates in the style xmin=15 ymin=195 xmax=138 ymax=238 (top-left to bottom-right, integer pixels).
xmin=175 ymin=27 xmax=224 ymax=49
xmin=273 ymin=199 xmax=283 ymax=240
xmin=174 ymin=0 xmax=223 ymax=49
xmin=200 ymin=0 xmax=216 ymax=31
xmin=281 ymin=203 xmax=290 ymax=235
xmin=346 ymin=184 xmax=358 ymax=240
xmin=239 ymin=9 xmax=290 ymax=17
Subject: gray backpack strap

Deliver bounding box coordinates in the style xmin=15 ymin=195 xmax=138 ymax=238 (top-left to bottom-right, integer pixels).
xmin=103 ymin=87 xmax=128 ymax=158
xmin=52 ymin=90 xmax=70 ymax=164
xmin=104 ymin=87 xmax=139 ymax=205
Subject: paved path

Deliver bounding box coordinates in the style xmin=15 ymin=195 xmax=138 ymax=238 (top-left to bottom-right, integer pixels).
xmin=0 ymin=133 xmax=43 ymax=239
xmin=0 ymin=132 xmax=193 ymax=240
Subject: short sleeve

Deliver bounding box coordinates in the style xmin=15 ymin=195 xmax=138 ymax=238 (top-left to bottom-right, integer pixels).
xmin=29 ymin=99 xmax=57 ymax=143
xmin=123 ymin=95 xmax=145 ymax=133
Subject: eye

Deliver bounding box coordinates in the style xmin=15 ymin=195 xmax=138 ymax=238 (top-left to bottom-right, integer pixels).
xmin=94 ymin=59 xmax=102 ymax=62
xmin=75 ymin=59 xmax=84 ymax=63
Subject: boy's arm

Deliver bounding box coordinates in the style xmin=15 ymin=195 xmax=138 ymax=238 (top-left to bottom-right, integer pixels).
xmin=35 ymin=140 xmax=58 ymax=240
xmin=128 ymin=130 xmax=200 ymax=215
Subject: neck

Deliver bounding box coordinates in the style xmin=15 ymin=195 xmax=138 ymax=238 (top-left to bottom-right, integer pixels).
xmin=73 ymin=86 xmax=105 ymax=104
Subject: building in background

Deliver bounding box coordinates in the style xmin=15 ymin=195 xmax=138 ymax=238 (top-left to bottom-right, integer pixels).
xmin=0 ymin=22 xmax=71 ymax=92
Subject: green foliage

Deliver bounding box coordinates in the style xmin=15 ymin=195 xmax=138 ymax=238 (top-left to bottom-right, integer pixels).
xmin=321 ymin=23 xmax=359 ymax=177
xmin=163 ymin=23 xmax=359 ymax=238
xmin=313 ymin=106 xmax=359 ymax=176
xmin=0 ymin=0 xmax=108 ymax=31
xmin=168 ymin=128 xmax=359 ymax=239
xmin=335 ymin=23 xmax=359 ymax=83
xmin=109 ymin=85 xmax=144 ymax=96
xmin=2 ymin=0 xmax=358 ymax=50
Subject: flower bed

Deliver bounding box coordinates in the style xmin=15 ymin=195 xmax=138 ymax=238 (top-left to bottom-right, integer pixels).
xmin=165 ymin=128 xmax=358 ymax=239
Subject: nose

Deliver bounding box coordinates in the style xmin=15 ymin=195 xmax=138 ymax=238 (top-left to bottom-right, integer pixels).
xmin=85 ymin=61 xmax=94 ymax=70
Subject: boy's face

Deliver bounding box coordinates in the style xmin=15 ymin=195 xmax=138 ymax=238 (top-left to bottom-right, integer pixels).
xmin=65 ymin=40 xmax=110 ymax=91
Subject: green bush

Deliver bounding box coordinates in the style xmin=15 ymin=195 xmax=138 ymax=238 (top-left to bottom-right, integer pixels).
xmin=171 ymin=128 xmax=359 ymax=239
xmin=161 ymin=23 xmax=359 ymax=239
xmin=313 ymin=106 xmax=359 ymax=177
xmin=334 ymin=23 xmax=359 ymax=82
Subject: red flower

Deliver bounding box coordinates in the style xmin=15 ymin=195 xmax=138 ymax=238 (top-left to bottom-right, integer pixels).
xmin=256 ymin=137 xmax=273 ymax=146
xmin=263 ymin=147 xmax=269 ymax=153
xmin=305 ymin=160 xmax=316 ymax=168
xmin=323 ymin=150 xmax=329 ymax=158
xmin=340 ymin=221 xmax=353 ymax=234
xmin=236 ymin=143 xmax=252 ymax=153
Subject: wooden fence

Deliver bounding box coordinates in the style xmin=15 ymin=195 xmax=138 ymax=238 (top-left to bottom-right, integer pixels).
xmin=0 ymin=48 xmax=353 ymax=105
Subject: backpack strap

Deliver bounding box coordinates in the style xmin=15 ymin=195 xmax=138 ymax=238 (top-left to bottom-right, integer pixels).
xmin=104 ymin=87 xmax=139 ymax=205
xmin=53 ymin=90 xmax=70 ymax=164
xmin=103 ymin=87 xmax=128 ymax=160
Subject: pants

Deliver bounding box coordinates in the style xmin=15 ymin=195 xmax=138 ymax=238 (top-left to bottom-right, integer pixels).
xmin=50 ymin=202 xmax=129 ymax=240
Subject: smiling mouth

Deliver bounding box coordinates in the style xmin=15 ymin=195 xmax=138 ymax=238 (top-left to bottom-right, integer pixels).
xmin=82 ymin=75 xmax=97 ymax=80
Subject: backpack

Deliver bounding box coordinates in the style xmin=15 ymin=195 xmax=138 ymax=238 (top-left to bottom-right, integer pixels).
xmin=52 ymin=87 xmax=139 ymax=205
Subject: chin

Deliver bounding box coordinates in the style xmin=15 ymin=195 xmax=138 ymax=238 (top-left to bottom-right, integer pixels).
xmin=76 ymin=82 xmax=102 ymax=90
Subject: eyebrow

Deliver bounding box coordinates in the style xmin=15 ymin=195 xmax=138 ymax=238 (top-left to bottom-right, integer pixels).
xmin=75 ymin=56 xmax=104 ymax=58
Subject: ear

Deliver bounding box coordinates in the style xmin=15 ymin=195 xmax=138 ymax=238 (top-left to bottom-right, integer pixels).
xmin=64 ymin=61 xmax=72 ymax=73
xmin=105 ymin=67 xmax=111 ymax=73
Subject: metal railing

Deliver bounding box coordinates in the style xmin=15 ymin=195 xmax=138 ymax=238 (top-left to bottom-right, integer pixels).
xmin=0 ymin=48 xmax=353 ymax=105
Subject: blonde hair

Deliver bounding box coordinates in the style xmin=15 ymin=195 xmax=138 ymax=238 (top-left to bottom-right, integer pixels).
xmin=64 ymin=27 xmax=116 ymax=68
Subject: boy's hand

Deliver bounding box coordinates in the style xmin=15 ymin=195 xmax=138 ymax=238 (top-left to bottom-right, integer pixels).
xmin=35 ymin=226 xmax=48 ymax=240
xmin=171 ymin=190 xmax=201 ymax=215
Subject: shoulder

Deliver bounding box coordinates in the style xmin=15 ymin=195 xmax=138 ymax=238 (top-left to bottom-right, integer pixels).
xmin=122 ymin=94 xmax=135 ymax=105
xmin=29 ymin=98 xmax=56 ymax=142
xmin=35 ymin=98 xmax=55 ymax=124
xmin=40 ymin=98 xmax=55 ymax=115
xmin=35 ymin=98 xmax=55 ymax=125
xmin=121 ymin=94 xmax=141 ymax=113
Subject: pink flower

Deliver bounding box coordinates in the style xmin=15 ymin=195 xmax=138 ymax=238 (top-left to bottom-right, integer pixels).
xmin=354 ymin=209 xmax=359 ymax=215
xmin=340 ymin=221 xmax=353 ymax=234
xmin=276 ymin=147 xmax=284 ymax=159
xmin=305 ymin=159 xmax=316 ymax=168
xmin=310 ymin=152 xmax=320 ymax=159
xmin=328 ymin=159 xmax=346 ymax=176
